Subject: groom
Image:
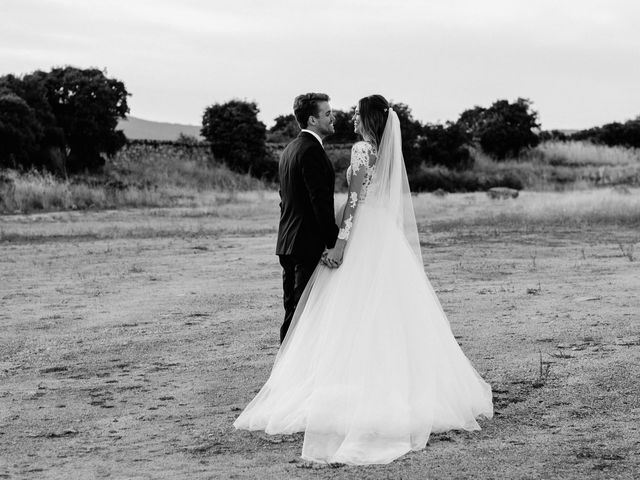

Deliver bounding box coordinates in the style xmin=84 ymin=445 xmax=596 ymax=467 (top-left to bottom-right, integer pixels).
xmin=275 ymin=93 xmax=340 ymax=343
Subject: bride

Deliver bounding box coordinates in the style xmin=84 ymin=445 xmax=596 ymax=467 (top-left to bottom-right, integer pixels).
xmin=234 ymin=94 xmax=493 ymax=465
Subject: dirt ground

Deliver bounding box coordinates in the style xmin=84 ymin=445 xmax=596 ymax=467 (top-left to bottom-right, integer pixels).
xmin=1 ymin=192 xmax=639 ymax=479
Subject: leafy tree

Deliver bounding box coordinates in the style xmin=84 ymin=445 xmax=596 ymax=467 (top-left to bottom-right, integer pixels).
xmin=599 ymin=120 xmax=640 ymax=147
xmin=418 ymin=122 xmax=473 ymax=170
xmin=0 ymin=92 xmax=43 ymax=168
xmin=0 ymin=72 xmax=65 ymax=171
xmin=0 ymin=67 xmax=128 ymax=174
xmin=571 ymin=118 xmax=640 ymax=148
xmin=43 ymin=67 xmax=129 ymax=172
xmin=201 ymin=99 xmax=276 ymax=180
xmin=267 ymin=114 xmax=299 ymax=143
xmin=389 ymin=102 xmax=423 ymax=172
xmin=456 ymin=106 xmax=486 ymax=141
xmin=457 ymin=98 xmax=540 ymax=160
xmin=328 ymin=108 xmax=358 ymax=144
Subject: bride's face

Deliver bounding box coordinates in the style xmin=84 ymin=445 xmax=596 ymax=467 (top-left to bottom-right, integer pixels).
xmin=352 ymin=108 xmax=363 ymax=136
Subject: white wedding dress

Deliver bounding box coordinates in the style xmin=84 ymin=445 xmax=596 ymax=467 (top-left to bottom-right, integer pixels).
xmin=234 ymin=111 xmax=493 ymax=465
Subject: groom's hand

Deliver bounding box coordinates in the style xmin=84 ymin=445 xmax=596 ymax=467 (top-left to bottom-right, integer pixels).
xmin=320 ymin=249 xmax=336 ymax=268
xmin=322 ymin=242 xmax=345 ymax=268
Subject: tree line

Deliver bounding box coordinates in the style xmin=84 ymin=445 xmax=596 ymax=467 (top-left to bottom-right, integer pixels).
xmin=205 ymin=98 xmax=640 ymax=182
xmin=205 ymin=97 xmax=543 ymax=180
xmin=2 ymin=67 xmax=639 ymax=182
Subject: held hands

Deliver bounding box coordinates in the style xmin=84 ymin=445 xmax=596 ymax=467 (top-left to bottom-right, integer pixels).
xmin=321 ymin=241 xmax=346 ymax=269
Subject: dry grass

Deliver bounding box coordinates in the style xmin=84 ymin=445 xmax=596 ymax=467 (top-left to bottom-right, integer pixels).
xmin=3 ymin=140 xmax=640 ymax=215
xmin=411 ymin=188 xmax=640 ymax=228
xmin=7 ymin=170 xmax=164 ymax=212
xmin=472 ymin=146 xmax=640 ymax=191
xmin=110 ymin=143 xmax=266 ymax=191
xmin=0 ymin=144 xmax=269 ymax=214
xmin=531 ymin=141 xmax=640 ymax=166
xmin=0 ymin=190 xmax=276 ymax=243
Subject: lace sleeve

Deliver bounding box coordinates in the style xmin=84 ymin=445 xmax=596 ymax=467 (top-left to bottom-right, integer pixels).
xmin=337 ymin=142 xmax=376 ymax=241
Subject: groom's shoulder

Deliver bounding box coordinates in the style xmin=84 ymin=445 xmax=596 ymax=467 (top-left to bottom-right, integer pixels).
xmin=284 ymin=133 xmax=320 ymax=155
xmin=291 ymin=132 xmax=315 ymax=145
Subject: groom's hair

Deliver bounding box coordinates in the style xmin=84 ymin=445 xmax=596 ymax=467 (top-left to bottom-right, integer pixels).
xmin=293 ymin=93 xmax=330 ymax=129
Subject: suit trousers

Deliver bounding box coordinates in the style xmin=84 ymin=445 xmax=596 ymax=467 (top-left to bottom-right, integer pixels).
xmin=278 ymin=254 xmax=319 ymax=343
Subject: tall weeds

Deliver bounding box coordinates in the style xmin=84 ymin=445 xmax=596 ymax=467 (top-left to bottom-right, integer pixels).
xmin=472 ymin=143 xmax=640 ymax=191
xmin=1 ymin=143 xmax=269 ymax=214
xmin=530 ymin=141 xmax=640 ymax=166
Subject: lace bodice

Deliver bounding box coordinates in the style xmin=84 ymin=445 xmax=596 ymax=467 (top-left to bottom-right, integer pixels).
xmin=338 ymin=141 xmax=377 ymax=241
xmin=346 ymin=141 xmax=377 ymax=200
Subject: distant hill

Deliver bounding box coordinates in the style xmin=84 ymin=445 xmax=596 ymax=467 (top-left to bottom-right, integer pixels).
xmin=118 ymin=116 xmax=203 ymax=141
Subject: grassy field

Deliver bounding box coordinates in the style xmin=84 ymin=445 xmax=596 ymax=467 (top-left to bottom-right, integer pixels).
xmin=1 ymin=189 xmax=639 ymax=479
xmin=1 ymin=140 xmax=640 ymax=215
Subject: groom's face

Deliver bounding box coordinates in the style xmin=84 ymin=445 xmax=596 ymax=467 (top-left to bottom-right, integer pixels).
xmin=310 ymin=101 xmax=335 ymax=138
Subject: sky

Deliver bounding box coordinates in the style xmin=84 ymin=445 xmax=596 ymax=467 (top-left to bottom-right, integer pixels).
xmin=1 ymin=0 xmax=639 ymax=130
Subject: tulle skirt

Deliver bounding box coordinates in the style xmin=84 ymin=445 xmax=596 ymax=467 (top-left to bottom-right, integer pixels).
xmin=233 ymin=204 xmax=493 ymax=465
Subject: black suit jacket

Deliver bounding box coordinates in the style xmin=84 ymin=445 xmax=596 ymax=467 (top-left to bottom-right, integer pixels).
xmin=276 ymin=132 xmax=339 ymax=259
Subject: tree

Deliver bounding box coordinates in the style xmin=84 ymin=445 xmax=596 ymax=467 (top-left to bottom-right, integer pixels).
xmin=201 ymin=99 xmax=276 ymax=180
xmin=571 ymin=118 xmax=640 ymax=148
xmin=418 ymin=122 xmax=473 ymax=170
xmin=456 ymin=106 xmax=486 ymax=141
xmin=327 ymin=108 xmax=358 ymax=144
xmin=0 ymin=92 xmax=42 ymax=168
xmin=389 ymin=102 xmax=424 ymax=172
xmin=267 ymin=114 xmax=299 ymax=143
xmin=0 ymin=67 xmax=129 ymax=174
xmin=43 ymin=67 xmax=129 ymax=172
xmin=0 ymin=72 xmax=65 ymax=171
xmin=457 ymin=98 xmax=540 ymax=160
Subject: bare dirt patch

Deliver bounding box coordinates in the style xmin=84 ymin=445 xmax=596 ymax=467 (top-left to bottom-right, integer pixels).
xmin=1 ymin=193 xmax=639 ymax=479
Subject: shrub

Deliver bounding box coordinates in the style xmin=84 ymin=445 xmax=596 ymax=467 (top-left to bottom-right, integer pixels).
xmin=409 ymin=165 xmax=524 ymax=192
xmin=176 ymin=133 xmax=203 ymax=146
xmin=538 ymin=130 xmax=568 ymax=142
xmin=572 ymin=118 xmax=640 ymax=148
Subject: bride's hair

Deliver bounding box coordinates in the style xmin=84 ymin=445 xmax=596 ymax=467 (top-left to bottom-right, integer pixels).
xmin=358 ymin=95 xmax=389 ymax=148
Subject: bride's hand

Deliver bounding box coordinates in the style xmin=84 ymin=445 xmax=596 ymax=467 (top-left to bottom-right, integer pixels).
xmin=322 ymin=241 xmax=346 ymax=268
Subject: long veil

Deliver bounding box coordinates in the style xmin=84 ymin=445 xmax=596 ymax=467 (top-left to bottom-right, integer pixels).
xmin=368 ymin=109 xmax=423 ymax=266
xmin=236 ymin=109 xmax=494 ymax=463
